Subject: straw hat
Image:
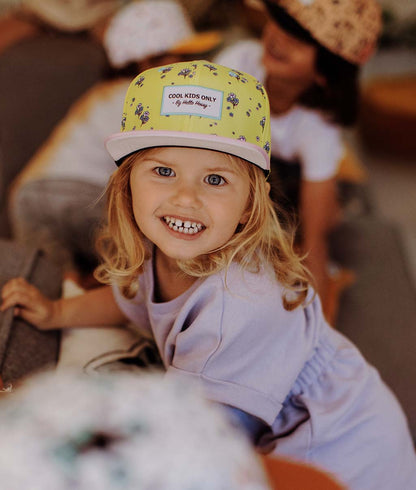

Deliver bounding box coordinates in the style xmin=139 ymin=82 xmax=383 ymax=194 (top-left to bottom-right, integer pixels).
xmin=264 ymin=0 xmax=382 ymax=64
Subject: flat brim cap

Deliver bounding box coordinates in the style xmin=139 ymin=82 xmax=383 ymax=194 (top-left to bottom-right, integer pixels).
xmin=105 ymin=60 xmax=271 ymax=171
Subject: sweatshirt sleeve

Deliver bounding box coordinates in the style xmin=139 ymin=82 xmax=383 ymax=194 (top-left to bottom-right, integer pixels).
xmin=166 ymin=268 xmax=320 ymax=426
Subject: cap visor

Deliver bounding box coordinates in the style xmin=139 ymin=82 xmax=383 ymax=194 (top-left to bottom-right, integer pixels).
xmin=105 ymin=131 xmax=269 ymax=172
xmin=169 ymin=31 xmax=223 ymax=55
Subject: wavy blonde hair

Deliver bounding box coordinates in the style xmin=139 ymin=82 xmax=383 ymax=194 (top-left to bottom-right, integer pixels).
xmin=95 ymin=149 xmax=311 ymax=309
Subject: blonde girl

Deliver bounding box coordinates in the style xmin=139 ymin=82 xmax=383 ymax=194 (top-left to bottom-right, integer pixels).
xmin=1 ymin=61 xmax=415 ymax=489
xmin=96 ymin=148 xmax=308 ymax=310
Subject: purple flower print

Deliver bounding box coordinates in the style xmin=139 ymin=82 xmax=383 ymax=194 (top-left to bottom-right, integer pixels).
xmin=140 ymin=111 xmax=150 ymax=126
xmin=227 ymin=92 xmax=239 ymax=108
xmin=178 ymin=68 xmax=192 ymax=78
xmin=135 ymin=103 xmax=144 ymax=117
xmin=135 ymin=76 xmax=145 ymax=88
xmin=228 ymin=70 xmax=248 ymax=83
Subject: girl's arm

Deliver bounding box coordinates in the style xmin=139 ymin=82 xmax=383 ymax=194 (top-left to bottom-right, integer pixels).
xmin=0 ymin=278 xmax=127 ymax=330
xmin=300 ymin=177 xmax=339 ymax=318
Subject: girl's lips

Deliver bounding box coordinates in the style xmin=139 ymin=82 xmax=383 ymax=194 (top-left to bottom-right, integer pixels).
xmin=162 ymin=216 xmax=205 ymax=236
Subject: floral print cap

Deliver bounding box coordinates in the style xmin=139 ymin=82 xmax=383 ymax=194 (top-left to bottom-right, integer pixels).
xmin=105 ymin=60 xmax=271 ymax=172
xmin=269 ymin=0 xmax=382 ymax=65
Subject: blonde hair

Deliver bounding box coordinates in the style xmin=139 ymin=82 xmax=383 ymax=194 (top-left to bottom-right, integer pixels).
xmin=95 ymin=149 xmax=311 ymax=309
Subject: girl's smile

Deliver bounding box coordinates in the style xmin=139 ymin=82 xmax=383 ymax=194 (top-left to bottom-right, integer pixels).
xmin=129 ymin=147 xmax=250 ymax=265
xmin=162 ymin=216 xmax=205 ymax=236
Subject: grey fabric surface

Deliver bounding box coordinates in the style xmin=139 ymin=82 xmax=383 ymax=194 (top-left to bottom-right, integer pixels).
xmin=0 ymin=244 xmax=38 ymax=364
xmin=0 ymin=239 xmax=61 ymax=385
xmin=331 ymin=217 xmax=416 ymax=441
xmin=11 ymin=178 xmax=106 ymax=274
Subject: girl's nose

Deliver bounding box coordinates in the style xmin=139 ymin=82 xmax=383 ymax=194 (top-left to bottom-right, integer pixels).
xmin=170 ymin=181 xmax=201 ymax=208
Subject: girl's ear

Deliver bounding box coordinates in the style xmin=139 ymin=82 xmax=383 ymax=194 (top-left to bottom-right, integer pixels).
xmin=240 ymin=178 xmax=270 ymax=225
xmin=265 ymin=181 xmax=271 ymax=194
xmin=239 ymin=208 xmax=251 ymax=225
xmin=240 ymin=195 xmax=254 ymax=225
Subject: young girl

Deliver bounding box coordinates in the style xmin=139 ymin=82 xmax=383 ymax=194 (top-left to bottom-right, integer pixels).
xmin=1 ymin=60 xmax=415 ymax=489
xmin=215 ymin=0 xmax=382 ymax=319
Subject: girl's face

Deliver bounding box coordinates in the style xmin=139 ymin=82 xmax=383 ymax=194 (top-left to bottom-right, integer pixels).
xmin=129 ymin=147 xmax=251 ymax=265
xmin=262 ymin=19 xmax=319 ymax=89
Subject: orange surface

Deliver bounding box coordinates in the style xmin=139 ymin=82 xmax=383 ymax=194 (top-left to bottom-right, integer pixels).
xmin=362 ymin=76 xmax=416 ymax=118
xmin=359 ymin=75 xmax=416 ymax=157
xmin=262 ymin=455 xmax=346 ymax=489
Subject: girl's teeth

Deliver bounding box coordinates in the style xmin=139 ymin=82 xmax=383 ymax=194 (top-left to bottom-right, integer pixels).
xmin=164 ymin=217 xmax=202 ymax=234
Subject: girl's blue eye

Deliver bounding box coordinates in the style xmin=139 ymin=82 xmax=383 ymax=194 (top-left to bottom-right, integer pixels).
xmin=205 ymin=174 xmax=225 ymax=186
xmin=155 ymin=166 xmax=175 ymax=177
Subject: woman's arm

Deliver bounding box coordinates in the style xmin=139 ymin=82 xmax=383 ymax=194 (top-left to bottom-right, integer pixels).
xmin=299 ymin=177 xmax=339 ymax=318
xmin=1 ymin=278 xmax=127 ymax=330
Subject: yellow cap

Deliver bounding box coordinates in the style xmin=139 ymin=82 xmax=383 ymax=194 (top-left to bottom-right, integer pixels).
xmin=105 ymin=60 xmax=271 ymax=172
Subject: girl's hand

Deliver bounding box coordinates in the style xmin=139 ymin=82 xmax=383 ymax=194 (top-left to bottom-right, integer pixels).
xmin=0 ymin=278 xmax=59 ymax=330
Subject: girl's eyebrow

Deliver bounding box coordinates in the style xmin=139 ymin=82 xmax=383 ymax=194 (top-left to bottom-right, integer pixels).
xmin=140 ymin=157 xmax=170 ymax=166
xmin=140 ymin=159 xmax=239 ymax=175
xmin=204 ymin=166 xmax=239 ymax=175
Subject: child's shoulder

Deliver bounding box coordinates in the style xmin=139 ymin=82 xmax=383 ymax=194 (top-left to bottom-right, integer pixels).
xmin=205 ymin=263 xmax=288 ymax=308
xmin=201 ymin=263 xmax=324 ymax=329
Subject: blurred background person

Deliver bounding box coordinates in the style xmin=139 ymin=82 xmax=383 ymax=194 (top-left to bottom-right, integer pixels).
xmin=7 ymin=0 xmax=222 ymax=289
xmin=215 ymin=0 xmax=382 ymax=322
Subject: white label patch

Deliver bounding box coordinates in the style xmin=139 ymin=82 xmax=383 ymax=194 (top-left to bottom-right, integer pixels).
xmin=161 ymin=85 xmax=223 ymax=119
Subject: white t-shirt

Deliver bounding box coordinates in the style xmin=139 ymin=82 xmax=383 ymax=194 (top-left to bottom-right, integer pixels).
xmin=215 ymin=39 xmax=344 ymax=181
xmin=16 ymin=78 xmax=129 ymax=188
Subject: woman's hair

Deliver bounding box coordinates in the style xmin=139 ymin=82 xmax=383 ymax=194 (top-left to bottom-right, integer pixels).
xmin=95 ymin=149 xmax=311 ymax=310
xmin=264 ymin=1 xmax=360 ymax=126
